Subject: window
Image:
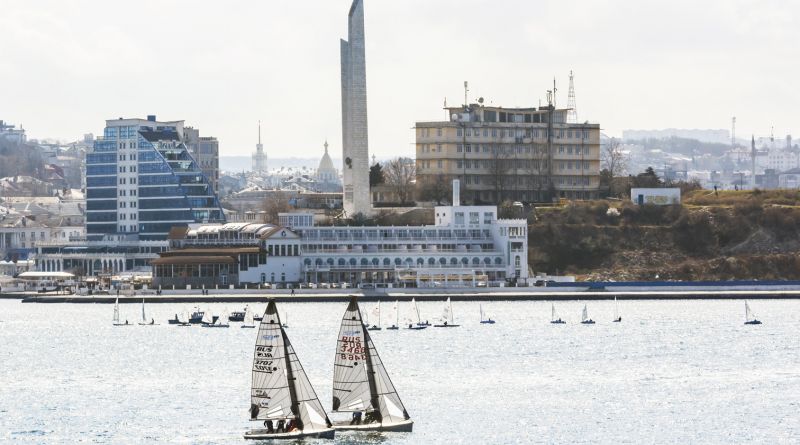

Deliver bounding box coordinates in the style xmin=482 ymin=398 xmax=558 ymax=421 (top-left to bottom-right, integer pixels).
xmin=457 ymin=128 xmax=463 ymax=137
xmin=465 ymin=144 xmax=471 ymax=153
xmin=466 ymin=129 xmax=471 ymax=137
xmin=437 ymin=144 xmax=442 ymax=152
xmin=559 ymin=146 xmax=564 ymax=154
xmin=483 ymin=129 xmax=488 ymax=137
xmin=457 ymin=144 xmax=463 ymax=153
xmin=457 ymin=160 xmax=463 ymax=169
xmin=491 ymin=129 xmax=497 ymax=137
xmin=469 ymin=212 xmax=479 ymax=225
xmin=437 ymin=160 xmax=443 ymax=168
xmin=437 ymin=128 xmax=442 ymax=136
xmin=455 ymin=212 xmax=465 ymax=225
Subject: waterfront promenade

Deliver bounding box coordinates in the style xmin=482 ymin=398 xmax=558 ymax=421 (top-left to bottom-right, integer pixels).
xmin=5 ymin=283 xmax=800 ymax=303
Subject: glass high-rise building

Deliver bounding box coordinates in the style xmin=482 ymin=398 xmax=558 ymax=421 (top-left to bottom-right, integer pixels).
xmin=85 ymin=115 xmax=225 ymax=241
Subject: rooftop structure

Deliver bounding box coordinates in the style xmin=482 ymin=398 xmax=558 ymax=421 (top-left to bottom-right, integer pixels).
xmin=252 ymin=121 xmax=267 ymax=173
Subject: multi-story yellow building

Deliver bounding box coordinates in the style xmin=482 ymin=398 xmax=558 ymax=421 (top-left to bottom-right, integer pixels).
xmin=416 ymin=104 xmax=601 ymax=203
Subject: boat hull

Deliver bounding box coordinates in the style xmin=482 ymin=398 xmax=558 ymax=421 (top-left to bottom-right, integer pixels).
xmin=433 ymin=324 xmax=460 ymax=327
xmin=744 ymin=320 xmax=762 ymax=325
xmin=244 ymin=428 xmax=335 ymax=440
xmin=333 ymin=419 xmax=413 ymax=432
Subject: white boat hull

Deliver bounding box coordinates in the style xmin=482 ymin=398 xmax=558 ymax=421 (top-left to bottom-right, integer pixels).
xmin=333 ymin=419 xmax=413 ymax=432
xmin=244 ymin=427 xmax=335 ymax=440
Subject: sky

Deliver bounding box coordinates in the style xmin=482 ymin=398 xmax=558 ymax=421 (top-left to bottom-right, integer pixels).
xmin=2 ymin=0 xmax=798 ymax=159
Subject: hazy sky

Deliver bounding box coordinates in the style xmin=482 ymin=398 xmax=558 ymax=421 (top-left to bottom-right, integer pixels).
xmin=2 ymin=0 xmax=797 ymax=158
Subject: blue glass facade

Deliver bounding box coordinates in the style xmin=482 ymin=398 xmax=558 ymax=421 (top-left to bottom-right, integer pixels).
xmin=85 ymin=118 xmax=225 ymax=241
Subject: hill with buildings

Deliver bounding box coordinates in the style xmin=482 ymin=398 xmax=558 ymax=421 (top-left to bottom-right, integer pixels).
xmin=527 ymin=189 xmax=800 ymax=281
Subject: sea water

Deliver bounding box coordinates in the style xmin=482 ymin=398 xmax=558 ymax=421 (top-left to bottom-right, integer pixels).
xmin=1 ymin=298 xmax=798 ymax=444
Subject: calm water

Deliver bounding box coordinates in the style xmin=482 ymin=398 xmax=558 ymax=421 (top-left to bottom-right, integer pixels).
xmin=1 ymin=298 xmax=799 ymax=444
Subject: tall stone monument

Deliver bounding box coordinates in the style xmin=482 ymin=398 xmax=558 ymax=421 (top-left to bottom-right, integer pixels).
xmin=340 ymin=0 xmax=371 ymax=216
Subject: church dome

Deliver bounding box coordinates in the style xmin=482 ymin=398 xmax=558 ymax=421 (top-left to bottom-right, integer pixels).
xmin=318 ymin=146 xmax=335 ymax=171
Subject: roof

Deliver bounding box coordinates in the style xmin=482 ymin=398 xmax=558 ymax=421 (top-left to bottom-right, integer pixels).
xmin=150 ymin=256 xmax=237 ymax=265
xmin=18 ymin=271 xmax=75 ymax=279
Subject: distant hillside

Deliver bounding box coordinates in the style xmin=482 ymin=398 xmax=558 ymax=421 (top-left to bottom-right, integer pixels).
xmin=0 ymin=138 xmax=44 ymax=179
xmin=528 ymin=189 xmax=800 ymax=281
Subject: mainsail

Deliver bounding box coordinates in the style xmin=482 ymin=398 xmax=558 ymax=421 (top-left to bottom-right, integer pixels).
xmin=113 ymin=297 xmax=120 ymax=324
xmin=442 ymin=297 xmax=452 ymax=324
xmin=243 ymin=305 xmax=254 ymax=326
xmin=333 ymin=297 xmax=410 ymax=423
xmin=141 ymin=299 xmax=147 ymax=323
xmin=551 ymin=303 xmax=557 ymax=321
xmin=411 ymin=298 xmax=421 ymax=324
xmin=582 ymin=305 xmax=589 ymax=322
xmin=177 ymin=308 xmax=189 ymax=324
xmin=201 ymin=308 xmax=213 ymax=324
xmin=745 ymin=301 xmax=755 ymax=322
xmin=249 ymin=301 xmax=331 ymax=432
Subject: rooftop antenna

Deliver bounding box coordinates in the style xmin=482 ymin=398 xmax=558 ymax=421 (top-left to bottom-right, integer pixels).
xmin=731 ymin=116 xmax=736 ymax=148
xmin=258 ymin=120 xmax=261 ymax=145
xmin=552 ymin=77 xmax=558 ymax=108
xmin=566 ymin=70 xmax=578 ymax=123
xmin=464 ymin=81 xmax=469 ymax=110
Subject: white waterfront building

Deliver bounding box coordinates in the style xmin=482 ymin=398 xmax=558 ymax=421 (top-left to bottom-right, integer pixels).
xmin=153 ymin=181 xmax=528 ymax=288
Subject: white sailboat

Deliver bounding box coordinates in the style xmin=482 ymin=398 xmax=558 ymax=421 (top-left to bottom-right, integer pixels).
xmin=244 ymin=300 xmax=335 ymax=440
xmin=479 ymin=304 xmax=495 ymax=324
xmin=406 ymin=298 xmax=427 ymax=330
xmin=177 ymin=308 xmax=190 ymax=326
xmin=112 ymin=296 xmax=129 ymax=326
xmin=613 ymin=296 xmax=622 ymax=322
xmin=387 ymin=300 xmax=399 ymax=330
xmin=550 ymin=303 xmax=566 ymax=324
xmin=581 ymin=304 xmax=595 ymax=324
xmin=434 ymin=297 xmax=459 ymax=327
xmin=330 ymin=296 xmax=413 ymax=432
xmin=367 ymin=301 xmax=381 ymax=331
xmin=201 ymin=308 xmax=214 ymax=325
xmin=205 ymin=308 xmax=230 ymax=328
xmin=241 ymin=305 xmax=256 ymax=329
xmin=744 ymin=301 xmax=762 ymax=325
xmin=138 ymin=298 xmax=157 ymax=325
xmin=282 ymin=312 xmax=289 ymax=328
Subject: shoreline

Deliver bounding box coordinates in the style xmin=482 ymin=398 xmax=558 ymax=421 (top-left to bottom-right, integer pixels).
xmin=4 ymin=288 xmax=800 ymax=303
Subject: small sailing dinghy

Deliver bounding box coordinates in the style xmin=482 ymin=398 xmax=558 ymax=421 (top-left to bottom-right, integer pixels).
xmin=479 ymin=304 xmax=495 ymax=324
xmin=138 ymin=298 xmax=157 ymax=325
xmin=406 ymin=298 xmax=427 ymax=330
xmin=177 ymin=308 xmax=190 ymax=327
xmin=205 ymin=308 xmax=230 ymax=327
xmin=386 ymin=301 xmax=400 ymax=330
xmin=331 ymin=296 xmax=413 ymax=432
xmin=241 ymin=305 xmax=256 ymax=328
xmin=367 ymin=301 xmax=382 ymax=331
xmin=612 ymin=296 xmax=622 ymax=322
xmin=550 ymin=303 xmax=566 ymax=324
xmin=282 ymin=312 xmax=289 ymax=328
xmin=201 ymin=308 xmax=214 ymax=326
xmin=744 ymin=301 xmax=762 ymax=325
xmin=433 ymin=297 xmax=459 ymax=327
xmin=112 ymin=296 xmax=130 ymax=326
xmin=580 ymin=304 xmax=595 ymax=324
xmin=244 ymin=300 xmax=335 ymax=440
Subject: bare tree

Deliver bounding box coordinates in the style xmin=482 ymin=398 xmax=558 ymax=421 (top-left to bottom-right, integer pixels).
xmin=384 ymin=157 xmax=416 ymax=205
xmin=419 ymin=174 xmax=450 ymax=205
xmin=488 ymin=145 xmax=512 ymax=203
xmin=263 ymin=191 xmax=291 ymax=225
xmin=601 ymin=137 xmax=628 ymax=178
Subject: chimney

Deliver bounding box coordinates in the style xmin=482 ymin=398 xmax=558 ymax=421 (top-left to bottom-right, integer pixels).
xmin=452 ymin=179 xmax=460 ymax=206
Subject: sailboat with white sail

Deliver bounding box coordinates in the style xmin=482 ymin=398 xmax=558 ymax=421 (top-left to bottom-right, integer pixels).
xmin=112 ymin=296 xmax=129 ymax=326
xmin=612 ymin=296 xmax=622 ymax=322
xmin=138 ymin=298 xmax=157 ymax=325
xmin=241 ymin=305 xmax=256 ymax=329
xmin=433 ymin=297 xmax=459 ymax=327
xmin=177 ymin=308 xmax=190 ymax=327
xmin=550 ymin=303 xmax=566 ymax=324
xmin=580 ymin=304 xmax=595 ymax=324
xmin=479 ymin=304 xmax=495 ymax=324
xmin=205 ymin=308 xmax=230 ymax=328
xmin=367 ymin=301 xmax=381 ymax=331
xmin=331 ymin=296 xmax=413 ymax=432
xmin=405 ymin=298 xmax=427 ymax=330
xmin=201 ymin=308 xmax=214 ymax=325
xmin=744 ymin=301 xmax=762 ymax=325
xmin=386 ymin=300 xmax=399 ymax=330
xmin=244 ymin=300 xmax=335 ymax=440
xmin=282 ymin=312 xmax=289 ymax=328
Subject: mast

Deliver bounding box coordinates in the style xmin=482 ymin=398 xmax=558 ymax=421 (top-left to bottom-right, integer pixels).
xmin=280 ymin=318 xmax=301 ymax=424
xmin=362 ymin=323 xmax=382 ymax=420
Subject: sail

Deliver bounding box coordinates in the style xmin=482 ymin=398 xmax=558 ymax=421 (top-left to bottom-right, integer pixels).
xmin=442 ymin=298 xmax=451 ymax=323
xmin=372 ymin=302 xmax=381 ymax=327
xmin=614 ymin=297 xmax=619 ymax=319
xmin=393 ymin=300 xmax=399 ymax=325
xmin=141 ymin=299 xmax=147 ymax=323
xmin=745 ymin=301 xmax=754 ymax=321
xmin=217 ymin=309 xmax=229 ymax=326
xmin=411 ymin=298 xmax=420 ymax=324
xmin=201 ymin=308 xmax=213 ymax=324
xmin=178 ymin=308 xmax=189 ymax=324
xmin=113 ymin=297 xmax=120 ymax=323
xmin=250 ymin=301 xmax=331 ymax=432
xmin=243 ymin=305 xmax=254 ymax=326
xmin=364 ymin=319 xmax=410 ymax=424
xmin=582 ymin=305 xmax=589 ymax=322
xmin=332 ymin=298 xmax=372 ymax=412
xmin=551 ymin=303 xmax=556 ymax=321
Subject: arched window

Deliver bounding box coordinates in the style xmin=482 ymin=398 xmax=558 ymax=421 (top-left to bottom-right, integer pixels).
xmin=405 ymin=258 xmax=413 ymax=265
xmin=372 ymin=258 xmax=380 ymax=266
xmin=305 ymin=258 xmax=313 ymax=265
xmin=383 ymin=258 xmax=391 ymax=266
xmin=472 ymin=257 xmax=480 ymax=265
xmin=349 ymin=258 xmax=357 ymax=266
xmin=484 ymin=257 xmax=492 ymax=265
xmin=495 ymin=257 xmax=502 ymax=265
xmin=326 ymin=258 xmax=334 ymax=265
xmin=360 ymin=258 xmax=369 ymax=266
xmin=439 ymin=258 xmax=447 ymax=265
xmin=338 ymin=258 xmax=346 ymax=266
xmin=428 ymin=258 xmax=436 ymax=265
xmin=417 ymin=258 xmax=425 ymax=266
xmin=394 ymin=258 xmax=402 ymax=266
xmin=450 ymin=258 xmax=458 ymax=265
xmin=515 ymin=256 xmax=521 ymax=267
xmin=461 ymin=257 xmax=469 ymax=265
